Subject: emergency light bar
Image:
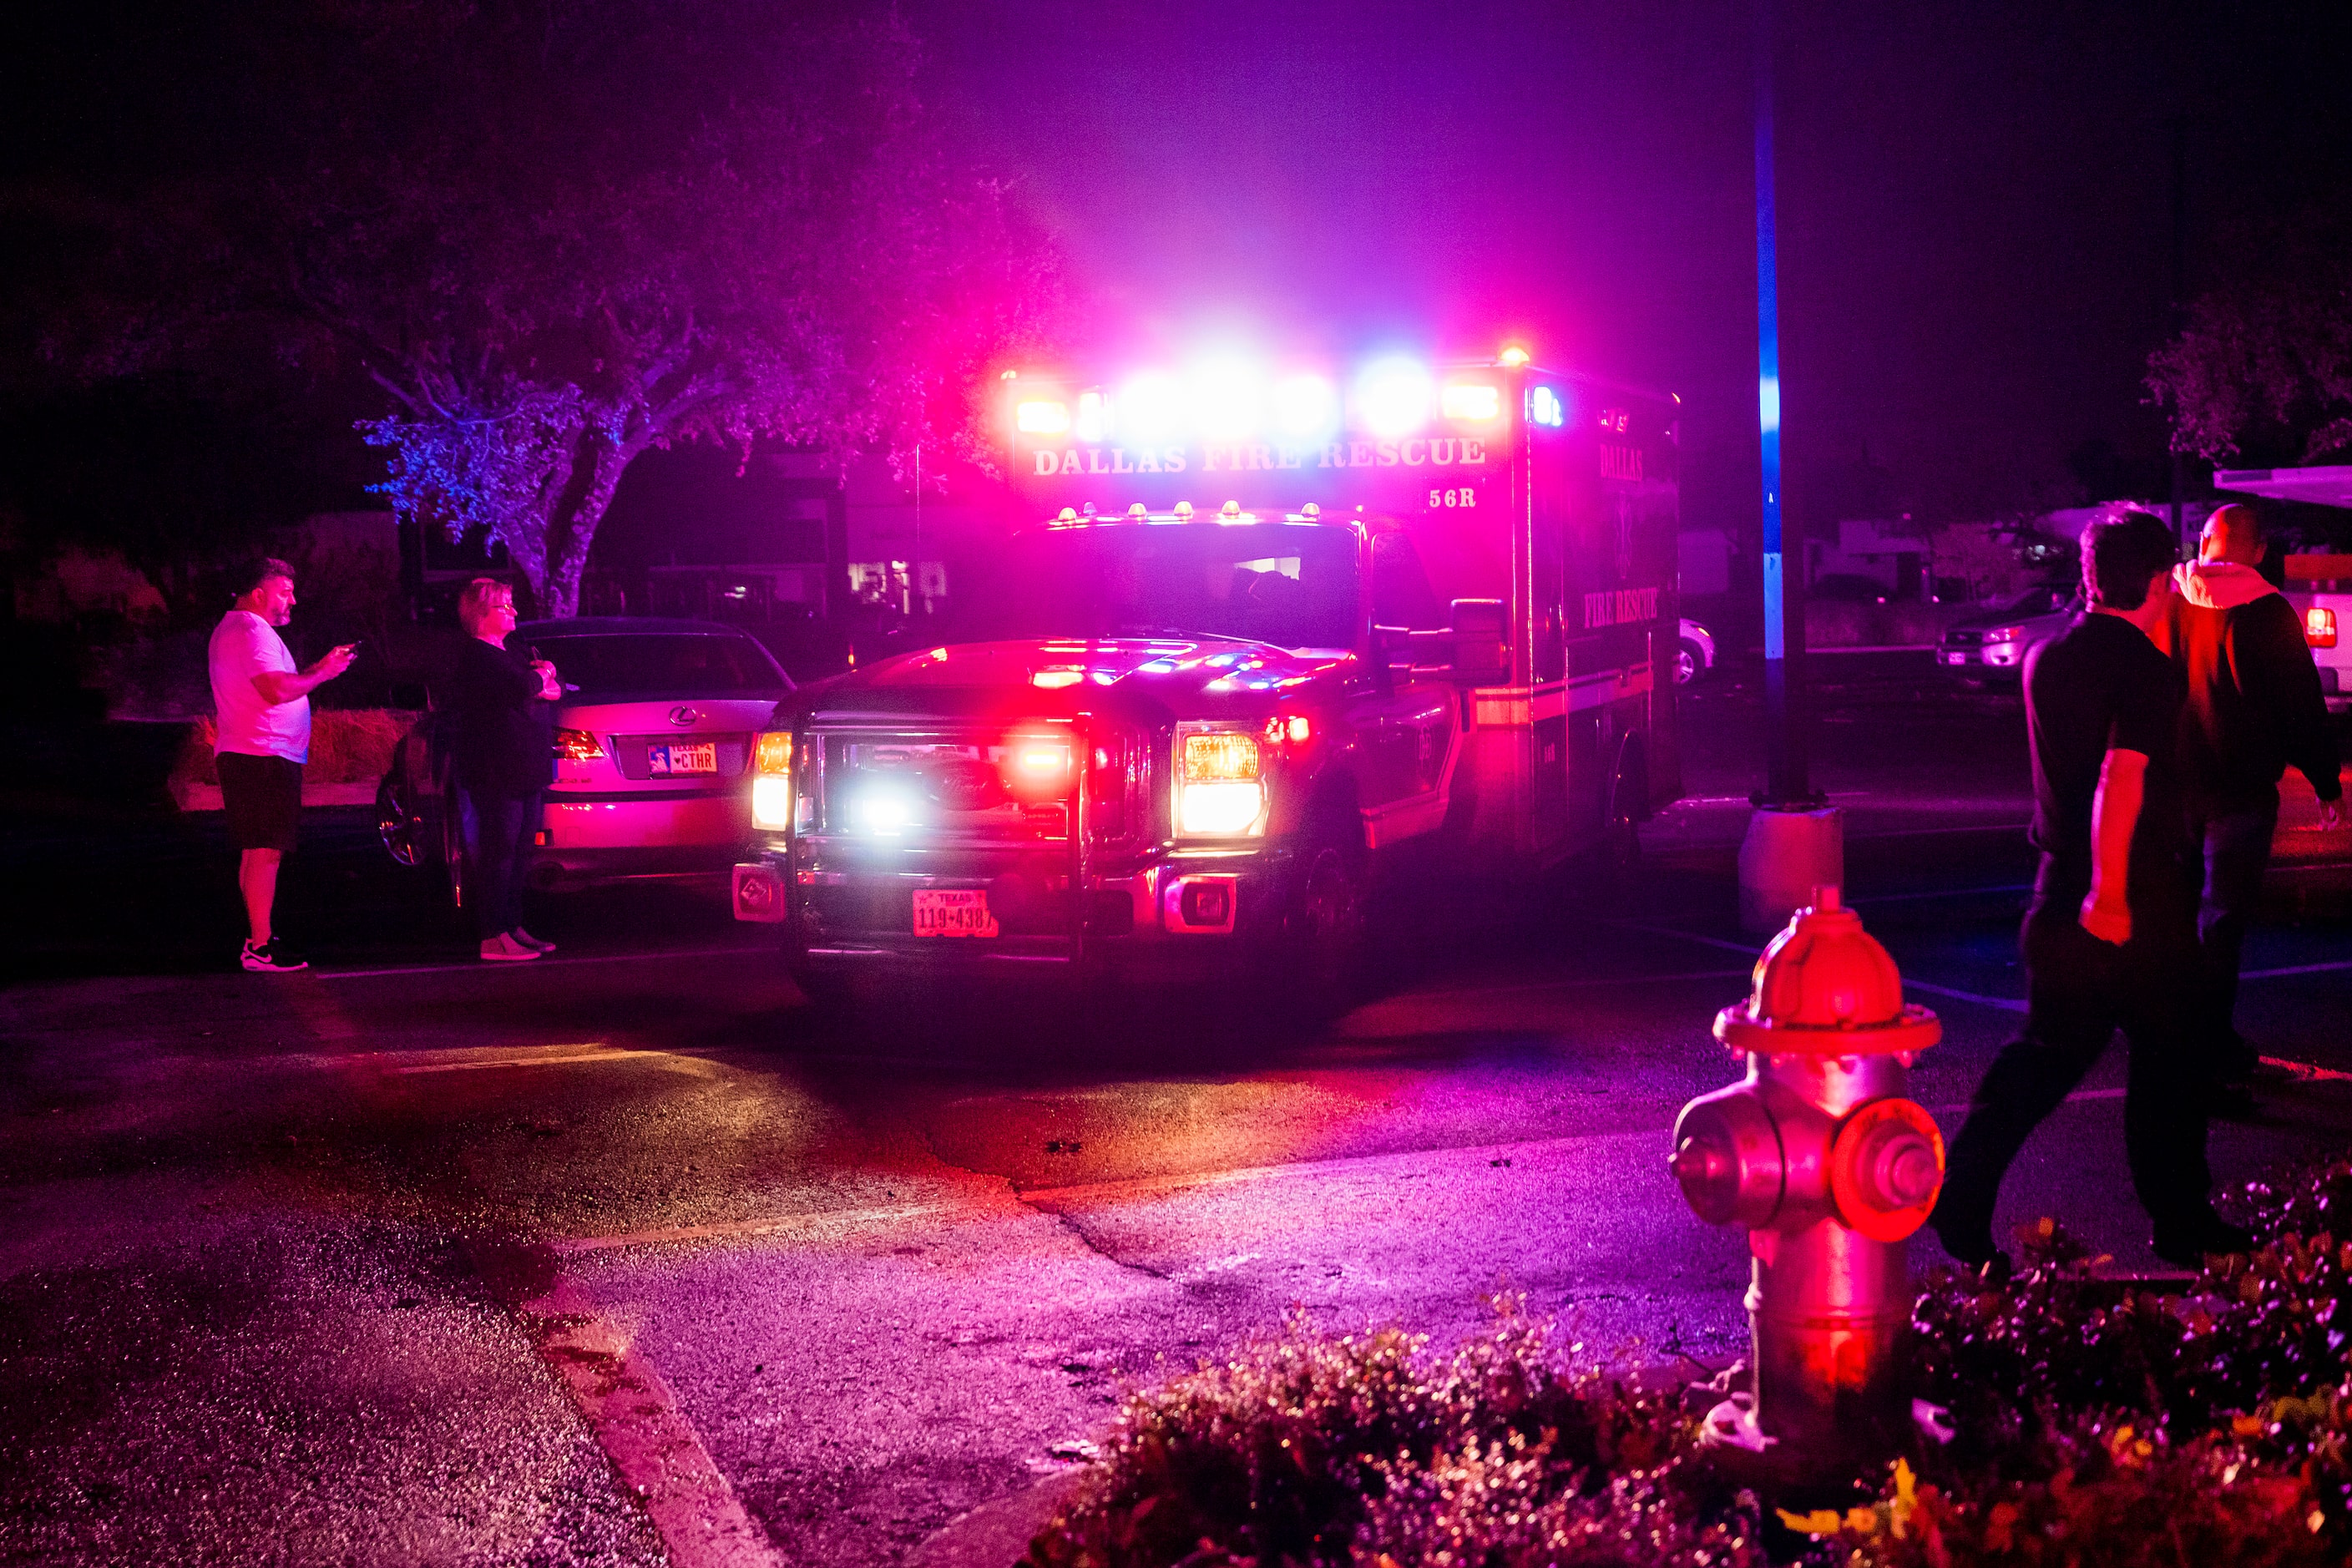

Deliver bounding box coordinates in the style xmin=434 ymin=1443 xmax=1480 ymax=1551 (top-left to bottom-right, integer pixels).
xmin=1006 ymin=347 xmax=1525 ymax=450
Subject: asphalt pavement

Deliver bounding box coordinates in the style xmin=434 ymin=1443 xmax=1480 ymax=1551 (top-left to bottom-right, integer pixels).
xmin=5 ymin=650 xmax=2350 ymax=1566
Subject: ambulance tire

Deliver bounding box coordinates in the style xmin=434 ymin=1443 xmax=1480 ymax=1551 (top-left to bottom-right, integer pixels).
xmin=1283 ymin=817 xmax=1368 ymax=1018
xmin=1601 ymin=745 xmax=1646 ymax=878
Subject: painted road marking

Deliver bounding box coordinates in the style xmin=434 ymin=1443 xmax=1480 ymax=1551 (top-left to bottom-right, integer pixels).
xmin=389 ymin=1048 xmax=662 ymax=1075
xmin=1405 ymin=967 xmax=1753 ymax=1002
xmin=316 ymin=944 xmax=764 ymax=980
xmin=2240 ymin=958 xmax=2352 ymax=980
xmin=1850 ymin=883 xmax=2032 ymax=904
xmin=550 ymin=1201 xmax=959 ymax=1259
xmin=544 ymin=1082 xmax=2152 ymax=1258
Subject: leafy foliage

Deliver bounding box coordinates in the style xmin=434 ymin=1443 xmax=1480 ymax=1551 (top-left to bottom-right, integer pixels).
xmin=1018 ymin=1302 xmax=1766 ymax=1568
xmin=2146 ymin=199 xmax=2352 ymax=464
xmin=7 ymin=0 xmax=1060 ymax=615
xmin=1025 ymin=1156 xmax=2352 ymax=1566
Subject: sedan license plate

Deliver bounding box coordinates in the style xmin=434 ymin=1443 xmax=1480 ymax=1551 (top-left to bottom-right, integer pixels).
xmin=913 ymin=888 xmax=998 ymax=938
xmin=649 ymin=741 xmax=718 ymax=776
xmin=1944 ymin=652 xmax=1969 ymax=665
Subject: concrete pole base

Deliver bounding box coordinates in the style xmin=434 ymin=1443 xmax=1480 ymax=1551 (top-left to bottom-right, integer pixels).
xmin=1737 ymin=805 xmax=1844 ymax=937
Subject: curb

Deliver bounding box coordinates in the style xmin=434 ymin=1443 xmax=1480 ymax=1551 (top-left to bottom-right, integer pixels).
xmin=908 ymin=1471 xmax=1090 ymax=1568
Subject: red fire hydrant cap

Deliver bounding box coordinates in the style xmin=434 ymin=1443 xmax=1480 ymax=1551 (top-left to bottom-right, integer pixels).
xmin=1713 ymin=886 xmax=1940 ymax=1057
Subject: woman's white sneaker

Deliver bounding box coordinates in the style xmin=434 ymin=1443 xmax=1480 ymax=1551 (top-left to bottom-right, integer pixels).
xmin=479 ymin=933 xmax=541 ymax=962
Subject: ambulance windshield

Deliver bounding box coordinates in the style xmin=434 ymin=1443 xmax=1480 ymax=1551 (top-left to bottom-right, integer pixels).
xmin=964 ymin=522 xmax=1361 ymax=650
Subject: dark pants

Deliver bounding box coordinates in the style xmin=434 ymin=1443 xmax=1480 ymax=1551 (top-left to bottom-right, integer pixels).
xmin=2188 ymin=793 xmax=2278 ymax=1078
xmin=458 ymin=788 xmax=539 ymax=942
xmin=1939 ymin=857 xmax=2213 ymax=1237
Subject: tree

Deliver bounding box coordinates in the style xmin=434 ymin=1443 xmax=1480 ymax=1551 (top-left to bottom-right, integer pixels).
xmin=2147 ymin=199 xmax=2352 ymax=467
xmin=4 ymin=0 xmax=1060 ymax=616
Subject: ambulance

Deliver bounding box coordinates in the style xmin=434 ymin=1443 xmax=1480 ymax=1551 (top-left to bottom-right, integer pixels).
xmin=731 ymin=349 xmax=1682 ymax=998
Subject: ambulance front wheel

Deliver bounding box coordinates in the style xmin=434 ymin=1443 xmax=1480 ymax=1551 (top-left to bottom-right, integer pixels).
xmin=1283 ymin=818 xmax=1369 ymax=1014
xmin=1603 ymin=744 xmax=1647 ymax=874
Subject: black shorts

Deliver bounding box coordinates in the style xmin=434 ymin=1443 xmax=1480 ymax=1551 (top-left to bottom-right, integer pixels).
xmin=217 ymin=751 xmax=303 ymax=852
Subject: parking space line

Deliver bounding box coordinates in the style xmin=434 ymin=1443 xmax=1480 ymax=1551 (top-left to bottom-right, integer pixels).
xmin=2240 ymin=959 xmax=2352 ymax=980
xmin=1404 ymin=967 xmax=1753 ymax=1001
xmin=316 ymin=944 xmax=764 ymax=980
xmin=550 ymin=1201 xmax=958 ymax=1258
xmin=390 ymin=1049 xmax=660 ymax=1075
xmin=1849 ymin=883 xmax=2031 ymax=904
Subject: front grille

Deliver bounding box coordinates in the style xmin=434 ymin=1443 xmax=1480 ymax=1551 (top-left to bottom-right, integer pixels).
xmin=615 ymin=733 xmax=750 ymax=781
xmin=807 ymin=722 xmax=1151 ymax=848
xmin=1942 ymin=630 xmax=1983 ymax=648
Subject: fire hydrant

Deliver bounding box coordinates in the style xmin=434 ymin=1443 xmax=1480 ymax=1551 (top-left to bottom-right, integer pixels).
xmin=1671 ymin=886 xmax=1944 ymax=1471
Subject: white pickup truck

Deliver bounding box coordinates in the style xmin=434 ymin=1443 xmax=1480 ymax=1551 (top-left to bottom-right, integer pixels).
xmin=2284 ymin=554 xmax=2352 ymax=711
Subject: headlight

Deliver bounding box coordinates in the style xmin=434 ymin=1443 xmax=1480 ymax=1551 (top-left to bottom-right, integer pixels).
xmin=1983 ymin=625 xmax=2026 ymax=644
xmin=1176 ymin=728 xmax=1267 ymax=837
xmin=752 ymin=731 xmax=792 ymax=830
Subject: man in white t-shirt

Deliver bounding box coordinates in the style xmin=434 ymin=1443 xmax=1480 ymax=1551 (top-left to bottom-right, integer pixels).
xmin=209 ymin=557 xmax=356 ymax=972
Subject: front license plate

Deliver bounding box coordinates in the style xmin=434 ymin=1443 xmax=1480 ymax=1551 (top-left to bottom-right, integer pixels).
xmin=650 ymin=742 xmax=718 ymax=776
xmin=1944 ymin=652 xmax=1968 ymax=665
xmin=913 ymin=888 xmax=999 ymax=938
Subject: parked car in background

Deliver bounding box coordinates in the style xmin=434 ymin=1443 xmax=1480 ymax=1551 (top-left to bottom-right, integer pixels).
xmin=1936 ymin=583 xmax=2076 ymax=685
xmin=377 ymin=617 xmax=793 ymax=904
xmin=2284 ymin=554 xmax=2352 ymax=712
xmin=1675 ymin=618 xmax=1716 ymax=685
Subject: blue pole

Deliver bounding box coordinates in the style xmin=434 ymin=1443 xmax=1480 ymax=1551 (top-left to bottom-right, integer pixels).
xmin=1754 ymin=0 xmax=1809 ymax=806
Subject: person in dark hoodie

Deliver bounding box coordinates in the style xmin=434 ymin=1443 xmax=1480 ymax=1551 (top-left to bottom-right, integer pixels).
xmin=448 ymin=578 xmax=561 ymax=962
xmin=2157 ymin=503 xmax=2344 ymax=1089
xmin=1932 ymin=508 xmax=2247 ymax=1278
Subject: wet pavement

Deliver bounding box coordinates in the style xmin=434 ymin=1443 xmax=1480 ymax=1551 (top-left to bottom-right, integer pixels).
xmin=5 ymin=652 xmax=2349 ymax=1565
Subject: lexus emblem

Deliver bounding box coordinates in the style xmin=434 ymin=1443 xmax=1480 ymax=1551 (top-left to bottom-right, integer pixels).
xmin=668 ymin=706 xmax=701 ymax=727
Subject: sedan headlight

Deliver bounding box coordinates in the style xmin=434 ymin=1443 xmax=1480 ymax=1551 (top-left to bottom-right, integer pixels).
xmin=1983 ymin=625 xmax=2026 ymax=644
xmin=751 ymin=731 xmax=792 ymax=831
xmin=1176 ymin=728 xmax=1267 ymax=837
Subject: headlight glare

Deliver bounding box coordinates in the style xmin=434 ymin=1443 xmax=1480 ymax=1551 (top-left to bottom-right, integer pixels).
xmin=1176 ymin=729 xmax=1267 ymax=837
xmin=751 ymin=776 xmax=792 ymax=830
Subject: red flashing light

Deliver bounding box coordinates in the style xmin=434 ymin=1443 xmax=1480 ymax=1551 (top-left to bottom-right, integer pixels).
xmin=2308 ymin=606 xmax=2339 ymax=649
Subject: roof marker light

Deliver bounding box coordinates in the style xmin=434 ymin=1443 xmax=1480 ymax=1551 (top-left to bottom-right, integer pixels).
xmin=1498 ymin=345 xmax=1531 ymax=367
xmin=1302 ymin=503 xmax=1320 ymax=518
xmin=1173 ymin=501 xmax=1195 ymax=520
xmin=1358 ymin=358 xmax=1433 ymax=439
xmin=1441 ymin=382 xmax=1501 ymax=421
xmin=1057 ymin=507 xmax=1079 ymax=522
xmin=1220 ymin=500 xmax=1242 ymax=518
xmin=1127 ymin=503 xmax=1149 ymax=518
xmin=1017 ymin=399 xmax=1070 ymax=434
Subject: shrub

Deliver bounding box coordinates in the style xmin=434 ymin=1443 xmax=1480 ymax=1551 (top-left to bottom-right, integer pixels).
xmin=1024 ymin=1156 xmax=2352 ymax=1567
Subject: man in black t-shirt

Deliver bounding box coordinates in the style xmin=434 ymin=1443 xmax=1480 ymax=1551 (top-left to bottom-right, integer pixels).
xmin=1930 ymin=509 xmax=2253 ymax=1277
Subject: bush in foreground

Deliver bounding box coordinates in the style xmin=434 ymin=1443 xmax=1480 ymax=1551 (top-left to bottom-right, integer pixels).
xmin=1021 ymin=1155 xmax=2352 ymax=1567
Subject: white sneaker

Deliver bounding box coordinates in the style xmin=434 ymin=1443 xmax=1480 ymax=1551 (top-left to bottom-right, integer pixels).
xmin=479 ymin=933 xmax=541 ymax=962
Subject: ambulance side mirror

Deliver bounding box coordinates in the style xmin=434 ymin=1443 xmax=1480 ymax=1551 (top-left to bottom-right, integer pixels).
xmin=1444 ymin=599 xmax=1508 ymax=682
xmin=1389 ymin=599 xmax=1507 ymax=683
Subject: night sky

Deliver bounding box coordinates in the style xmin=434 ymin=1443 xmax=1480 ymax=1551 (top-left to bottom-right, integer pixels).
xmin=910 ymin=0 xmax=2352 ymax=528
